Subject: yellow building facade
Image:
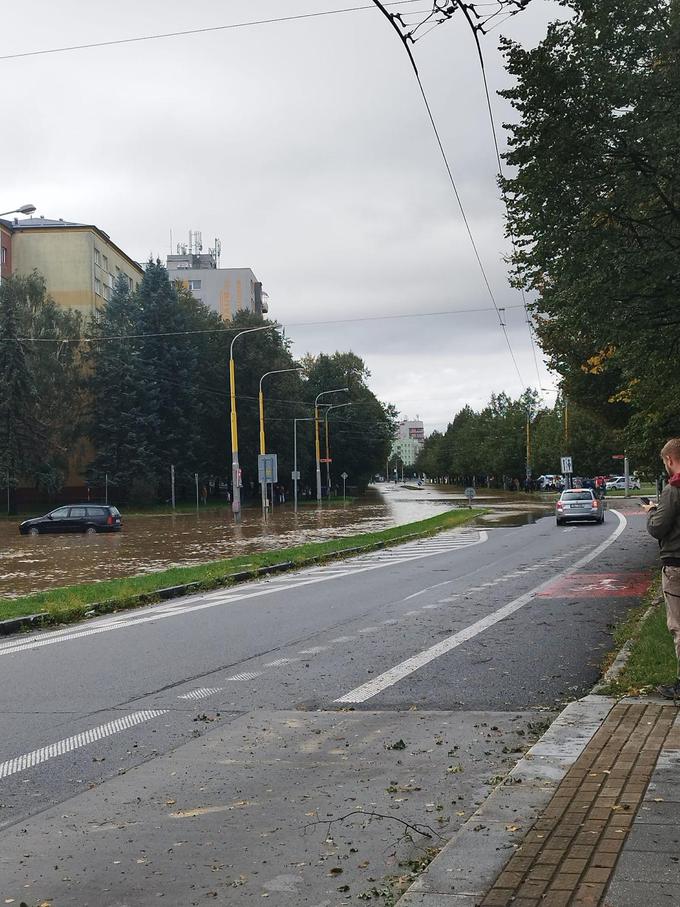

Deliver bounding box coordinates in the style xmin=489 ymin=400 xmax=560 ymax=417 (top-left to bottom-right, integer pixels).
xmin=8 ymin=218 xmax=143 ymax=317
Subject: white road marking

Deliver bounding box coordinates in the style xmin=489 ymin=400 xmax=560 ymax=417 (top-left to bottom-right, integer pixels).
xmin=264 ymin=657 xmax=293 ymax=667
xmin=422 ymin=604 xmax=440 ymax=610
xmin=329 ymin=635 xmax=356 ymax=643
xmin=177 ymin=687 xmax=223 ymax=701
xmin=298 ymin=646 xmax=327 ymax=655
xmin=0 ymin=529 xmax=488 ymax=658
xmin=226 ymin=671 xmax=263 ymax=682
xmin=335 ymin=510 xmax=628 ymax=704
xmin=0 ymin=709 xmax=168 ymax=780
xmin=358 ymin=626 xmax=380 ymax=634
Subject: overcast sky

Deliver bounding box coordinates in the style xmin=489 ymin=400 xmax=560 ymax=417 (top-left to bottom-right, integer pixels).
xmin=2 ymin=0 xmax=564 ymax=432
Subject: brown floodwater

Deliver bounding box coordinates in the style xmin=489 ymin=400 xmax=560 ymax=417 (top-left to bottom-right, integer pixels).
xmin=0 ymin=484 xmax=553 ymax=598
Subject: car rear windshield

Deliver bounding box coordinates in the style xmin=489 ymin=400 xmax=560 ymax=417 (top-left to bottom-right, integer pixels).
xmin=109 ymin=506 xmax=121 ymax=516
xmin=562 ymin=492 xmax=593 ymax=501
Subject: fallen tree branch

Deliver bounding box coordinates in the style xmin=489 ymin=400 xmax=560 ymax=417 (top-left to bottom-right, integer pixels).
xmin=302 ymin=809 xmax=442 ymax=841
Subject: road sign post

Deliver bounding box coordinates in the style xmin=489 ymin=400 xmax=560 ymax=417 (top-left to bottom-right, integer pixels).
xmin=464 ymin=486 xmax=476 ymax=509
xmin=341 ymin=471 xmax=348 ymax=502
xmin=560 ymin=456 xmax=573 ymax=489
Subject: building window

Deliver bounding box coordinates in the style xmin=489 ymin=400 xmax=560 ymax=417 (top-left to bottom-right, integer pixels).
xmin=103 ymin=255 xmax=109 ymax=272
xmin=95 ymin=277 xmax=102 ymax=296
xmin=94 ymin=248 xmax=101 ymax=267
xmin=115 ymin=265 xmax=120 ymax=276
xmin=1 ymin=246 xmax=6 ymax=265
xmin=188 ymin=280 xmax=202 ymax=290
xmin=103 ymin=285 xmax=111 ymax=301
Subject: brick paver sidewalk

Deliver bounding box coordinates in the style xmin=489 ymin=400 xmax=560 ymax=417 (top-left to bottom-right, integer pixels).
xmin=481 ymin=702 xmax=678 ymax=907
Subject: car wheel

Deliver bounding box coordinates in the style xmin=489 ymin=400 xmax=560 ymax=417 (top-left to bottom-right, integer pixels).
xmin=85 ymin=526 xmax=97 ymax=535
xmin=28 ymin=526 xmax=40 ymax=537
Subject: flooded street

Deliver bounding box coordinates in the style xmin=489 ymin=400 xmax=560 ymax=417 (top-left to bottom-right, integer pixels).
xmin=0 ymin=484 xmax=553 ymax=598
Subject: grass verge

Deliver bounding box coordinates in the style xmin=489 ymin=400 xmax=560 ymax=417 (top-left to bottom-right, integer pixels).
xmin=0 ymin=508 xmax=484 ymax=628
xmin=599 ymin=576 xmax=676 ymax=696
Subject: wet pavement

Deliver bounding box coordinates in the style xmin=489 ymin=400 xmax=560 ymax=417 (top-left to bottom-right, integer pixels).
xmin=0 ymin=484 xmax=553 ymax=598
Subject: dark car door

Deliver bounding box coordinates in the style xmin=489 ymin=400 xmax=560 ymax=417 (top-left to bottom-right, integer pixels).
xmin=66 ymin=506 xmax=88 ymax=532
xmin=85 ymin=506 xmax=107 ymax=529
xmin=44 ymin=506 xmax=71 ymax=532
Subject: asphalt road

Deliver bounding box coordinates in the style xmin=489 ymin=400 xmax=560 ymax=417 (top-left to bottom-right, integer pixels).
xmin=0 ymin=503 xmax=658 ymax=904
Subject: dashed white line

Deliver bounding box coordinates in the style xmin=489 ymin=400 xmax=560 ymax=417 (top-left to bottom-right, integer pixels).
xmin=264 ymin=657 xmax=293 ymax=667
xmin=358 ymin=626 xmax=380 ymax=634
xmin=329 ymin=635 xmax=356 ymax=643
xmin=298 ymin=646 xmax=327 ymax=655
xmin=226 ymin=671 xmax=263 ymax=682
xmin=177 ymin=687 xmax=223 ymax=701
xmin=0 ymin=710 xmax=168 ymax=780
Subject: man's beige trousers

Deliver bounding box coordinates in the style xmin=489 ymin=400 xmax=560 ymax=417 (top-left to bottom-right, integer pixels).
xmin=662 ymin=565 xmax=680 ymax=667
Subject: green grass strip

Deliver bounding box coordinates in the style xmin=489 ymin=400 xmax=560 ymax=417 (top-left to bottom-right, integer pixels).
xmin=600 ymin=576 xmax=676 ymax=696
xmin=0 ymin=508 xmax=484 ymax=628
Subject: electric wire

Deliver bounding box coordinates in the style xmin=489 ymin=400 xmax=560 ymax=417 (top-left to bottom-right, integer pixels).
xmin=8 ymin=303 xmax=526 ymax=344
xmin=0 ymin=2 xmax=429 ymax=62
xmin=459 ymin=9 xmax=543 ymax=388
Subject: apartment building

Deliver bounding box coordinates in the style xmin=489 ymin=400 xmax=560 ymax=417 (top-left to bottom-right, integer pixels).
xmin=1 ymin=216 xmax=143 ymax=316
xmin=167 ymin=244 xmax=269 ymax=319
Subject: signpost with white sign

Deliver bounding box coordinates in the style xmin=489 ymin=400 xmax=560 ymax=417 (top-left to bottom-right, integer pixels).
xmin=341 ymin=471 xmax=348 ymax=501
xmin=560 ymin=456 xmax=573 ymax=489
xmin=464 ymin=486 xmax=476 ymax=509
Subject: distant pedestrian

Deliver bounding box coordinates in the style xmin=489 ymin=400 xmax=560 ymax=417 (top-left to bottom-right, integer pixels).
xmin=200 ymin=485 xmax=208 ymax=506
xmin=643 ymin=437 xmax=680 ymax=700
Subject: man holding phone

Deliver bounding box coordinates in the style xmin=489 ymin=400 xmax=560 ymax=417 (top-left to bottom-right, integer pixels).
xmin=643 ymin=438 xmax=680 ymax=699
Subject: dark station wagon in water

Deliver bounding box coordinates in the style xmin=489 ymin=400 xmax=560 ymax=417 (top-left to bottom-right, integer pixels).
xmin=19 ymin=504 xmax=122 ymax=536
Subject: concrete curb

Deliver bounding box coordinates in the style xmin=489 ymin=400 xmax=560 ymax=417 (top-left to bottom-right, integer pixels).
xmin=0 ymin=523 xmax=471 ymax=638
xmin=396 ymin=695 xmax=616 ymax=906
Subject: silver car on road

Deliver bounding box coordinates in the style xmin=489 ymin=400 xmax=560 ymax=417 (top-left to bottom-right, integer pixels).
xmin=556 ymin=489 xmax=605 ymax=526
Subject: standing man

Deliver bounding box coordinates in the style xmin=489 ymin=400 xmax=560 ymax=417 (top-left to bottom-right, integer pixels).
xmin=643 ymin=438 xmax=680 ymax=699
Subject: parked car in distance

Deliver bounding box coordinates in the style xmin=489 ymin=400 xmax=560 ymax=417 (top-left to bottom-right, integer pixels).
xmin=605 ymin=476 xmax=641 ymax=490
xmin=556 ymin=489 xmax=605 ymax=525
xmin=537 ymin=474 xmax=562 ymax=490
xmin=19 ymin=504 xmax=122 ymax=536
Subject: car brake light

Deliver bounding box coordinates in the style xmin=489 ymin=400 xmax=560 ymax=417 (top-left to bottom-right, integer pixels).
xmin=592 ymin=501 xmax=598 ymax=509
xmin=107 ymin=515 xmax=113 ymax=525
xmin=556 ymin=502 xmax=563 ymax=510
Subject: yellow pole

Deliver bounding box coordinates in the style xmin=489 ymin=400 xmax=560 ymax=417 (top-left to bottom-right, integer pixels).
xmin=229 ymin=357 xmax=238 ymax=454
xmin=325 ymin=412 xmax=331 ymax=499
xmin=315 ymin=404 xmax=321 ymax=501
xmin=229 ymin=355 xmax=241 ymax=518
xmin=258 ymin=389 xmax=266 ymax=456
xmin=564 ymin=398 xmax=569 ymax=444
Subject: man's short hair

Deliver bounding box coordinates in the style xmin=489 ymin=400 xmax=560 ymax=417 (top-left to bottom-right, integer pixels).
xmin=661 ymin=438 xmax=680 ymax=460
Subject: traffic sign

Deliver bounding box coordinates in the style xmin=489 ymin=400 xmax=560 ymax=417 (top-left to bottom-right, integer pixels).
xmin=340 ymin=471 xmax=348 ymax=480
xmin=319 ymin=457 xmax=332 ymax=464
xmin=464 ymin=487 xmax=476 ymax=499
xmin=291 ymin=470 xmax=301 ymax=480
xmin=612 ymin=454 xmax=625 ymax=460
xmin=257 ymin=453 xmax=278 ymax=484
xmin=561 ymin=456 xmax=573 ymax=474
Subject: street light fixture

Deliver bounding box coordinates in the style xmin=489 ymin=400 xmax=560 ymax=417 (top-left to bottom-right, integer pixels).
xmin=315 ymin=388 xmax=348 ymax=501
xmin=258 ymin=366 xmax=303 ymax=515
xmin=322 ymin=402 xmax=352 ymax=499
xmin=0 ymin=204 xmax=36 ymax=217
xmin=229 ymin=323 xmax=278 ymax=521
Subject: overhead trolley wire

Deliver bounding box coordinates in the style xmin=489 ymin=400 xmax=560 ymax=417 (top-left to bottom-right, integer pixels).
xmin=368 ymin=0 xmax=526 ymax=388
xmin=0 ymin=2 xmax=429 ymax=62
xmin=456 ymin=4 xmax=543 ymax=387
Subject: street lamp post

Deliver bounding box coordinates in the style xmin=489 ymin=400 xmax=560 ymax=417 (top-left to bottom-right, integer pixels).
xmin=314 ymin=388 xmax=348 ymax=501
xmin=0 ymin=204 xmax=36 ymax=217
xmin=229 ymin=324 xmax=277 ymax=521
xmin=258 ymin=367 xmax=303 ymax=516
xmin=323 ymin=402 xmax=352 ymax=499
xmin=293 ymin=417 xmax=315 ymax=511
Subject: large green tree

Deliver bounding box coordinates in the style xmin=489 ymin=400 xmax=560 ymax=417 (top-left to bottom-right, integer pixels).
xmin=500 ymin=0 xmax=680 ymax=470
xmin=0 ymin=273 xmax=83 ymax=501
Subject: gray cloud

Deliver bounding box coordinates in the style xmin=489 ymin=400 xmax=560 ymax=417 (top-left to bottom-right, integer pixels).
xmin=2 ymin=0 xmax=563 ymax=432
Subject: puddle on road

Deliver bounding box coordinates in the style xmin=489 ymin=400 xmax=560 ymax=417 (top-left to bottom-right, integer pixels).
xmin=0 ymin=483 xmax=553 ymax=597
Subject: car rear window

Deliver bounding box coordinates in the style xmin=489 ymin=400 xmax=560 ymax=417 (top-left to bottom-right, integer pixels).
xmin=86 ymin=507 xmax=106 ymax=517
xmin=562 ymin=492 xmax=593 ymax=501
xmin=109 ymin=506 xmax=121 ymax=517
